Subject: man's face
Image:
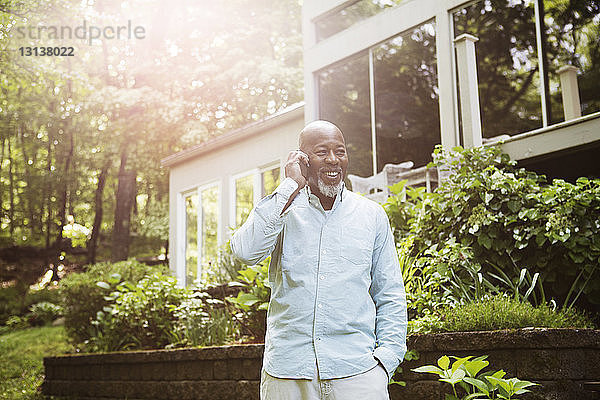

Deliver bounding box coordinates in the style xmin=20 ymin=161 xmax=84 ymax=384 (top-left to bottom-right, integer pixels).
xmin=301 ymin=126 xmax=348 ymax=198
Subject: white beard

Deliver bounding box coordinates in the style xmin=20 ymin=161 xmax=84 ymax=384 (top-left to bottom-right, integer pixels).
xmin=317 ymin=177 xmax=342 ymax=198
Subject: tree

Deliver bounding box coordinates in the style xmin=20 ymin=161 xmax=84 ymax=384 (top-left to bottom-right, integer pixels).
xmin=0 ymin=0 xmax=303 ymax=286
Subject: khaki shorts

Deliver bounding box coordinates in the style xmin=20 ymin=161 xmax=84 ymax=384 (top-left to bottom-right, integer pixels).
xmin=260 ymin=363 xmax=389 ymax=400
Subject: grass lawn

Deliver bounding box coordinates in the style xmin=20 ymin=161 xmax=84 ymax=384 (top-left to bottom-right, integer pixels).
xmin=0 ymin=326 xmax=72 ymax=400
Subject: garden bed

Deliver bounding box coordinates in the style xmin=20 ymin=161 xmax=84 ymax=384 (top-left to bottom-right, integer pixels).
xmin=43 ymin=328 xmax=600 ymax=400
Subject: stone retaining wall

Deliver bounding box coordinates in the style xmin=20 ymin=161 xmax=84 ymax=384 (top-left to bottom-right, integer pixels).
xmin=42 ymin=328 xmax=600 ymax=400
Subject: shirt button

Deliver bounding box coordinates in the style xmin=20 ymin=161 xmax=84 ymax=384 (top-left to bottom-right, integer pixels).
xmin=320 ymin=275 xmax=325 ymax=280
xmin=318 ymin=303 xmax=323 ymax=308
xmin=322 ymin=249 xmax=327 ymax=255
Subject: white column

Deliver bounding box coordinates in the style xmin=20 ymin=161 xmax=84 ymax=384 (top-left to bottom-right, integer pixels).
xmin=368 ymin=49 xmax=378 ymax=175
xmin=436 ymin=10 xmax=459 ymax=149
xmin=454 ymin=33 xmax=482 ymax=148
xmin=557 ymin=65 xmax=582 ymax=121
xmin=175 ymin=192 xmax=187 ymax=286
xmin=302 ymin=1 xmax=319 ymax=123
xmin=534 ymin=0 xmax=549 ymax=127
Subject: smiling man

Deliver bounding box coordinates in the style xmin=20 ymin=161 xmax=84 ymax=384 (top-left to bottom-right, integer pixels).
xmin=232 ymin=120 xmax=407 ymax=400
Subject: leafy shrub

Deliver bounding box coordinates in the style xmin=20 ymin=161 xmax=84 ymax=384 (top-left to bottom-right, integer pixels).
xmin=413 ymin=355 xmax=537 ymax=400
xmin=397 ymin=236 xmax=452 ymax=320
xmin=411 ymin=295 xmax=595 ymax=333
xmin=89 ymin=273 xmax=187 ymax=352
xmin=202 ymin=242 xmax=249 ymax=285
xmin=0 ymin=286 xmax=61 ymax=326
xmin=27 ymin=302 xmax=62 ymax=326
xmin=88 ymin=272 xmax=243 ymax=352
xmin=2 ymin=315 xmax=29 ymax=332
xmin=0 ymin=287 xmax=23 ymax=326
xmin=172 ymin=294 xmax=240 ymax=347
xmin=399 ymin=236 xmax=548 ymax=327
xmin=423 ymin=239 xmax=546 ymax=306
xmin=385 ymin=145 xmax=600 ymax=310
xmin=226 ymin=261 xmax=270 ymax=342
xmin=59 ymin=259 xmax=167 ymax=346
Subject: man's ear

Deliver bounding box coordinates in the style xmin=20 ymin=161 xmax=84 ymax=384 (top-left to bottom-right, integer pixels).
xmin=297 ymin=149 xmax=310 ymax=178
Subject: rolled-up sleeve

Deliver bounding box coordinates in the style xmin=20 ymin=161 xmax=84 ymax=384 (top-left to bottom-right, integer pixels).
xmin=369 ymin=206 xmax=408 ymax=382
xmin=231 ymin=177 xmax=299 ymax=265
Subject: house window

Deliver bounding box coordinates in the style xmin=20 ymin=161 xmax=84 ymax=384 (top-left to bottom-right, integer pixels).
xmin=453 ymin=0 xmax=600 ymax=136
xmin=235 ymin=174 xmax=254 ymax=228
xmin=201 ymin=185 xmax=219 ymax=271
xmin=318 ymin=20 xmax=440 ymax=177
xmin=182 ymin=183 xmax=220 ymax=286
xmin=184 ymin=192 xmax=198 ymax=285
xmin=541 ymin=0 xmax=600 ymax=121
xmin=318 ymin=52 xmax=372 ymax=178
xmin=233 ymin=165 xmax=281 ymax=227
xmin=262 ymin=167 xmax=281 ymax=196
xmin=373 ymin=21 xmax=440 ymax=171
xmin=454 ymin=0 xmax=542 ymax=138
xmin=315 ymin=0 xmax=408 ymax=42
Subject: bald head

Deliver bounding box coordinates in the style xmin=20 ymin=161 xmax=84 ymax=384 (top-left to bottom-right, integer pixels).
xmin=299 ymin=120 xmax=344 ymax=151
xmin=296 ymin=120 xmax=348 ymax=203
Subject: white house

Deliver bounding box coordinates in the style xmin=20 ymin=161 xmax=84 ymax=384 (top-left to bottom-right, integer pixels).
xmin=161 ymin=103 xmax=304 ymax=286
xmin=162 ymin=0 xmax=600 ymax=286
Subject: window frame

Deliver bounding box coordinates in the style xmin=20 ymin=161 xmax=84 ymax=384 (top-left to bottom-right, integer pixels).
xmin=316 ymin=18 xmax=440 ymax=176
xmin=308 ymin=0 xmax=575 ymax=172
xmin=229 ymin=162 xmax=281 ymax=228
xmin=177 ymin=180 xmax=221 ymax=287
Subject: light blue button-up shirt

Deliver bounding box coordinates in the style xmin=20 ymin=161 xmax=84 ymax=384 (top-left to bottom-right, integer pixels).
xmin=231 ymin=177 xmax=407 ymax=382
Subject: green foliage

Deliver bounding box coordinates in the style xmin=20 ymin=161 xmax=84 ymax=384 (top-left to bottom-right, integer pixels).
xmin=385 ymin=145 xmax=600 ymax=310
xmin=397 ymin=236 xmax=452 ymax=320
xmin=389 ymin=349 xmax=420 ymax=387
xmin=89 ymin=272 xmax=242 ymax=351
xmin=88 ymin=273 xmax=186 ymax=352
xmin=201 ymin=242 xmax=248 ymax=286
xmin=413 ymin=295 xmax=595 ymax=333
xmin=0 ymin=286 xmax=61 ymax=326
xmin=27 ymin=301 xmax=62 ymax=327
xmin=226 ymin=261 xmax=270 ymax=341
xmin=413 ymin=355 xmax=537 ymax=400
xmin=172 ymin=294 xmax=241 ymax=348
xmin=133 ymin=198 xmax=169 ymax=241
xmin=24 ymin=287 xmax=62 ymax=309
xmin=0 ymin=287 xmax=23 ymax=326
xmin=1 ymin=315 xmax=30 ymax=334
xmin=62 ymin=222 xmax=91 ymax=248
xmin=418 ymin=239 xmax=546 ymax=308
xmin=0 ymin=326 xmax=71 ymax=400
xmin=0 ymin=0 xmax=303 ymax=264
xmin=58 ymin=259 xmax=167 ymax=346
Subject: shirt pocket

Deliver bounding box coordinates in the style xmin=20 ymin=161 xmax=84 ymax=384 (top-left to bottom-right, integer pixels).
xmin=339 ymin=225 xmax=373 ymax=266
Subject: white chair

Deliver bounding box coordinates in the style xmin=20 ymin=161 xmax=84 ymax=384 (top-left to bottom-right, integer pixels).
xmin=348 ymin=161 xmax=414 ymax=202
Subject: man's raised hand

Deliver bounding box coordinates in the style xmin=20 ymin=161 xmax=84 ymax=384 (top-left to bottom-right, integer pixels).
xmin=285 ymin=150 xmax=309 ymax=189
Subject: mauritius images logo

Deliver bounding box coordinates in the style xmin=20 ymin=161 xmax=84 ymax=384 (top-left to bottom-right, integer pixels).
xmin=14 ymin=20 xmax=146 ymax=46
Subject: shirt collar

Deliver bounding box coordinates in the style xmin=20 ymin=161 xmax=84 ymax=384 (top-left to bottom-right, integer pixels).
xmin=305 ymin=182 xmax=346 ymax=212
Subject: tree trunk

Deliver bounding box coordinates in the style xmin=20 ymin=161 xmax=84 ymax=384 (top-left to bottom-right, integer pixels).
xmin=44 ymin=125 xmax=53 ymax=247
xmin=111 ymin=150 xmax=136 ymax=262
xmin=18 ymin=122 xmax=37 ymax=236
xmin=53 ymin=71 xmax=74 ymax=251
xmin=0 ymin=135 xmax=4 ymax=218
xmin=87 ymin=160 xmax=111 ymax=265
xmin=54 ymin=124 xmax=73 ymax=248
xmin=7 ymin=136 xmax=15 ymax=237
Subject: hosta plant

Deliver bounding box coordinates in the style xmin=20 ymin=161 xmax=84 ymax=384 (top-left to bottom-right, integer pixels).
xmin=412 ymin=355 xmax=537 ymax=399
